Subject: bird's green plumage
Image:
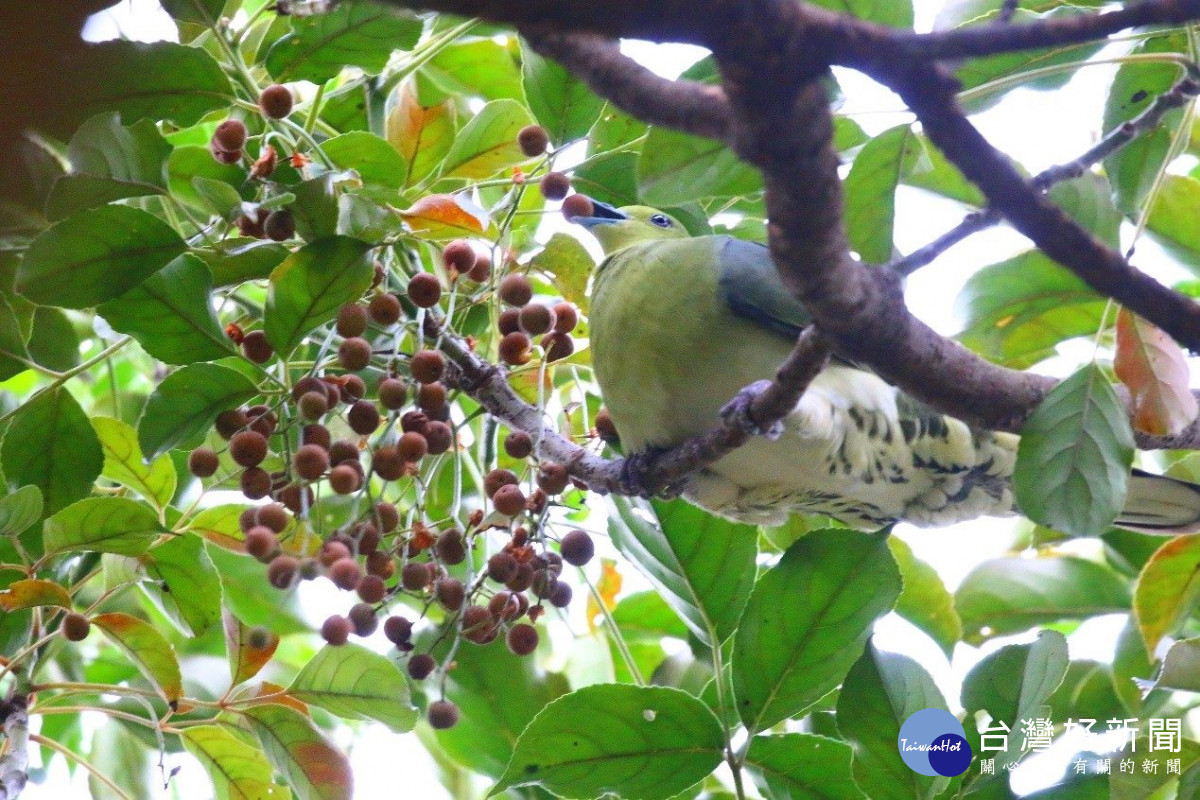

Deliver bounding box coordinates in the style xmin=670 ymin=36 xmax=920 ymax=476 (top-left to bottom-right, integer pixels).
xmin=583 ymin=205 xmax=1200 ymax=532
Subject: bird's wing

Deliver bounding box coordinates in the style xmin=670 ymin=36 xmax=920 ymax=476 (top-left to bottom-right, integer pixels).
xmin=715 ymin=237 xmax=812 ymax=339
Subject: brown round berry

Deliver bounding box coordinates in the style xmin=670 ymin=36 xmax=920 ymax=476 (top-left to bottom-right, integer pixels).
xmin=398 ymin=431 xmax=428 ymax=462
xmin=347 ymin=400 xmax=381 ymax=435
xmin=341 ymin=375 xmax=366 ymax=401
xmin=504 ymin=431 xmax=533 ymax=460
xmin=293 ymin=444 xmax=329 ymax=481
xmin=258 ymin=84 xmax=294 ymax=119
xmin=518 ymin=303 xmax=555 ymax=336
xmin=264 ymin=209 xmax=295 ymax=242
xmin=498 ymin=274 xmax=533 ymax=307
xmin=320 ymin=540 xmax=352 ymax=568
xmin=378 ymin=378 xmax=408 ymax=410
xmin=489 ymin=590 xmax=518 ymax=619
xmin=366 ymin=551 xmax=394 ymax=578
xmin=542 ymin=332 xmax=574 ymax=362
xmin=241 ymin=330 xmax=274 ymax=364
xmin=401 ymin=562 xmax=431 ymax=591
xmin=484 ymin=468 xmax=519 ymax=498
xmin=498 ymin=331 xmax=532 ymax=366
xmin=462 ymin=605 xmax=497 ymax=644
xmin=246 ymin=405 xmax=278 ymax=437
xmin=442 ymin=240 xmax=475 ymax=276
xmin=417 ymin=383 xmax=446 ymax=414
xmin=368 ymin=293 xmax=402 ymax=326
xmin=434 ymin=529 xmax=466 ymax=565
xmin=329 ymin=557 xmax=363 ymax=591
xmin=537 ymin=462 xmax=570 ymax=495
xmin=400 ymin=410 xmax=429 ymax=435
xmin=407 ymin=273 xmax=442 ymax=308
xmin=410 ymin=350 xmax=445 ymax=384
xmin=372 ymin=445 xmax=405 ymax=480
xmin=506 ymin=562 xmax=535 ymax=592
xmin=560 ymin=530 xmax=594 ymax=567
xmin=213 ymin=119 xmax=248 ymax=153
xmin=348 ymin=602 xmax=378 ymax=636
xmin=188 ymin=447 xmax=219 ymax=478
xmin=357 ymin=574 xmax=386 ymax=604
xmin=297 ymin=390 xmax=328 ymax=421
xmin=338 ymin=337 xmax=372 ymax=372
xmin=407 ymin=653 xmax=435 ymax=680
xmin=492 ymin=484 xmax=526 ymax=517
xmin=240 ymin=467 xmax=272 ymax=499
xmin=435 ymin=578 xmax=465 ymax=611
xmin=539 ymin=172 xmax=570 ymax=201
xmin=507 ymin=623 xmax=539 ymax=655
xmin=549 ymin=581 xmax=573 ymax=608
xmin=336 ymin=304 xmax=368 ymax=338
xmin=236 ymin=209 xmax=266 ymax=235
xmin=229 ymin=431 xmax=268 ymax=468
xmin=245 ymin=526 xmax=278 ymax=561
xmin=424 ymin=421 xmax=453 ymax=455
xmin=215 ymin=408 xmax=248 ymax=440
xmin=375 ymin=502 xmax=399 ymax=533
xmin=292 ymin=376 xmax=326 ymax=403
xmin=328 ymin=464 xmax=361 ymax=494
xmin=595 ymin=408 xmax=619 ymax=442
xmin=321 ymin=614 xmax=351 ymax=645
xmin=384 ymin=615 xmax=413 ymax=645
xmin=276 ymin=483 xmax=314 ymax=514
xmin=330 ymin=440 xmax=360 ymax=466
xmin=561 ymin=193 xmax=594 ymax=221
xmin=552 ymin=302 xmax=578 ymax=334
xmin=62 ymin=612 xmax=91 ymax=642
xmin=498 ymin=307 xmax=521 ymax=335
xmin=531 ymin=569 xmax=557 ymax=599
xmin=211 ymin=141 xmax=242 ymax=163
xmin=267 ymin=555 xmax=299 ymax=590
xmin=257 ymin=503 xmax=290 ymax=533
xmin=427 ymin=699 xmax=460 ymax=730
xmin=487 ymin=552 xmax=518 ymax=584
xmin=467 ymin=252 xmax=492 ymax=283
xmin=355 ymin=523 xmax=381 ymax=555
xmin=301 ymin=424 xmax=331 ymax=452
xmin=517 ymin=124 xmax=550 ymax=157
xmin=247 ymin=625 xmax=274 ymax=649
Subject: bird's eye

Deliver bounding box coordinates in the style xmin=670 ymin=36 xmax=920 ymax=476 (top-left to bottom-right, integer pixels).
xmin=650 ymin=214 xmax=671 ymax=228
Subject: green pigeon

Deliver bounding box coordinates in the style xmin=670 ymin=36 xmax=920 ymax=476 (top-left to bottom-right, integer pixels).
xmin=577 ymin=202 xmax=1200 ymax=532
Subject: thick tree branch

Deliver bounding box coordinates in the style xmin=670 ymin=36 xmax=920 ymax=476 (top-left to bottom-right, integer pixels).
xmin=0 ymin=696 xmax=28 ymax=800
xmin=521 ymin=30 xmax=732 ymax=141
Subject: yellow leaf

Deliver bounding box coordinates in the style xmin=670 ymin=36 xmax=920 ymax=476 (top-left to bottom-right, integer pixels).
xmin=397 ymin=193 xmax=490 ymax=240
xmin=586 ymin=558 xmax=623 ymax=632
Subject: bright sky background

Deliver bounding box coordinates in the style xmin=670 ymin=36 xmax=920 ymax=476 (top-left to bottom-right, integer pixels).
xmin=39 ymin=2 xmax=1194 ymax=797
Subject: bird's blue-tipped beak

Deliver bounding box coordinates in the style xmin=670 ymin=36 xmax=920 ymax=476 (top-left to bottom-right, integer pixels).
xmin=572 ymin=201 xmax=627 ymax=229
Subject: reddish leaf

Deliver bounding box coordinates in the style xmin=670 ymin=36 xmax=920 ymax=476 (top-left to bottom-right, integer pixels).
xmin=1115 ymin=308 xmax=1198 ymax=435
xmin=385 ymin=80 xmax=454 ymax=186
xmin=397 ymin=193 xmax=488 ymax=239
xmin=1134 ymin=534 xmax=1200 ymax=652
xmin=92 ymin=612 xmax=183 ymax=703
xmin=0 ymin=579 xmax=71 ymax=611
xmin=234 ymin=682 xmax=311 ymax=716
xmin=224 ymin=610 xmax=279 ymax=687
xmin=244 ymin=703 xmax=353 ymax=800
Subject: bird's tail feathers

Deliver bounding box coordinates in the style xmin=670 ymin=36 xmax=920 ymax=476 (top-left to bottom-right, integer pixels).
xmin=1116 ymin=468 xmax=1200 ymax=535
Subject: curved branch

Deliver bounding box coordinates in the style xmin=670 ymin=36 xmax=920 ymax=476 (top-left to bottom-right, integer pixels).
xmin=521 ymin=29 xmax=732 ymax=140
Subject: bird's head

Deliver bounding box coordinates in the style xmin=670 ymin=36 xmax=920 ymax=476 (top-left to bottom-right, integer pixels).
xmin=572 ymin=202 xmax=689 ymax=254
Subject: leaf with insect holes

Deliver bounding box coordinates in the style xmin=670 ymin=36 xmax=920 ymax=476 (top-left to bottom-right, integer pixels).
xmin=1115 ymin=308 xmax=1198 ymax=435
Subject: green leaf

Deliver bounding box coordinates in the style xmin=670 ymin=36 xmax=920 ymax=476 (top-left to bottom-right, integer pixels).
xmin=638 ymin=127 xmax=762 ymax=206
xmin=320 ymin=131 xmax=407 ymax=189
xmin=608 ymin=496 xmax=757 ymax=646
xmin=745 ymin=733 xmax=867 ymax=800
xmin=0 ymin=295 xmax=32 ymax=381
xmin=208 ymin=547 xmax=308 ymax=634
xmin=16 ymin=205 xmax=186 ymax=308
xmin=961 ymin=630 xmax=1069 ymax=770
xmin=441 ymin=98 xmax=534 ymax=179
xmin=45 ymin=114 xmax=171 ymax=220
xmin=432 ymin=635 xmax=569 ymax=778
xmin=836 ymin=642 xmax=949 ymax=800
xmin=93 ymin=611 xmax=183 ymax=703
xmin=955 ymin=556 xmax=1131 ymax=643
xmin=288 ymin=643 xmax=418 ymax=732
xmin=244 ymin=704 xmax=353 ymax=800
xmin=160 ymin=0 xmax=225 ymax=26
xmin=1133 ymin=534 xmax=1200 ymax=653
xmin=98 ymin=254 xmax=235 ymax=364
xmin=192 ymin=176 xmax=245 ymax=219
xmin=43 ymin=497 xmax=163 ymax=557
xmin=574 ymin=150 xmax=640 ymax=207
xmin=1146 ymin=174 xmax=1200 ymax=270
xmin=137 ymin=363 xmax=259 ymax=459
xmin=168 ymin=145 xmax=249 ymax=212
xmin=530 ymin=232 xmax=594 ymax=313
xmin=264 ymin=236 xmax=374 ymax=355
xmin=1109 ymin=737 xmax=1200 ymax=800
xmin=1015 ymin=364 xmax=1135 ymax=536
xmin=0 ymin=486 xmax=43 ymax=537
xmin=1103 ymin=33 xmax=1189 ymax=215
xmin=521 ymin=42 xmax=604 ymax=144
xmin=844 ymin=124 xmax=921 ymax=264
xmin=1153 ymin=636 xmax=1200 ymax=692
xmin=889 ymin=536 xmax=962 ymax=656
xmin=955 ymin=251 xmax=1106 ymax=368
xmin=265 ymin=0 xmax=422 ymax=83
xmin=901 ymin=133 xmax=985 ymax=207
xmin=92 ymin=417 xmax=177 ymax=511
xmin=26 ymin=308 xmax=79 ymax=373
xmin=612 ymin=591 xmax=689 ymax=640
xmin=491 ymin=685 xmax=723 ymax=800
xmin=807 ymin=0 xmax=911 ymax=26
xmin=0 ymin=579 xmax=72 ymax=612
xmin=224 ymin=611 xmax=280 ymax=686
xmin=1 ymin=387 xmax=103 ymax=515
xmin=291 ymin=174 xmax=345 ymax=242
xmin=420 ymin=38 xmax=525 ymax=104
xmin=142 ymin=534 xmax=222 ymax=637
xmin=182 ymin=724 xmax=284 ymax=800
xmin=200 ymin=240 xmax=290 ymax=287
xmin=733 ymin=530 xmax=901 ymax=733
xmin=61 ymin=40 xmax=233 ymax=132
